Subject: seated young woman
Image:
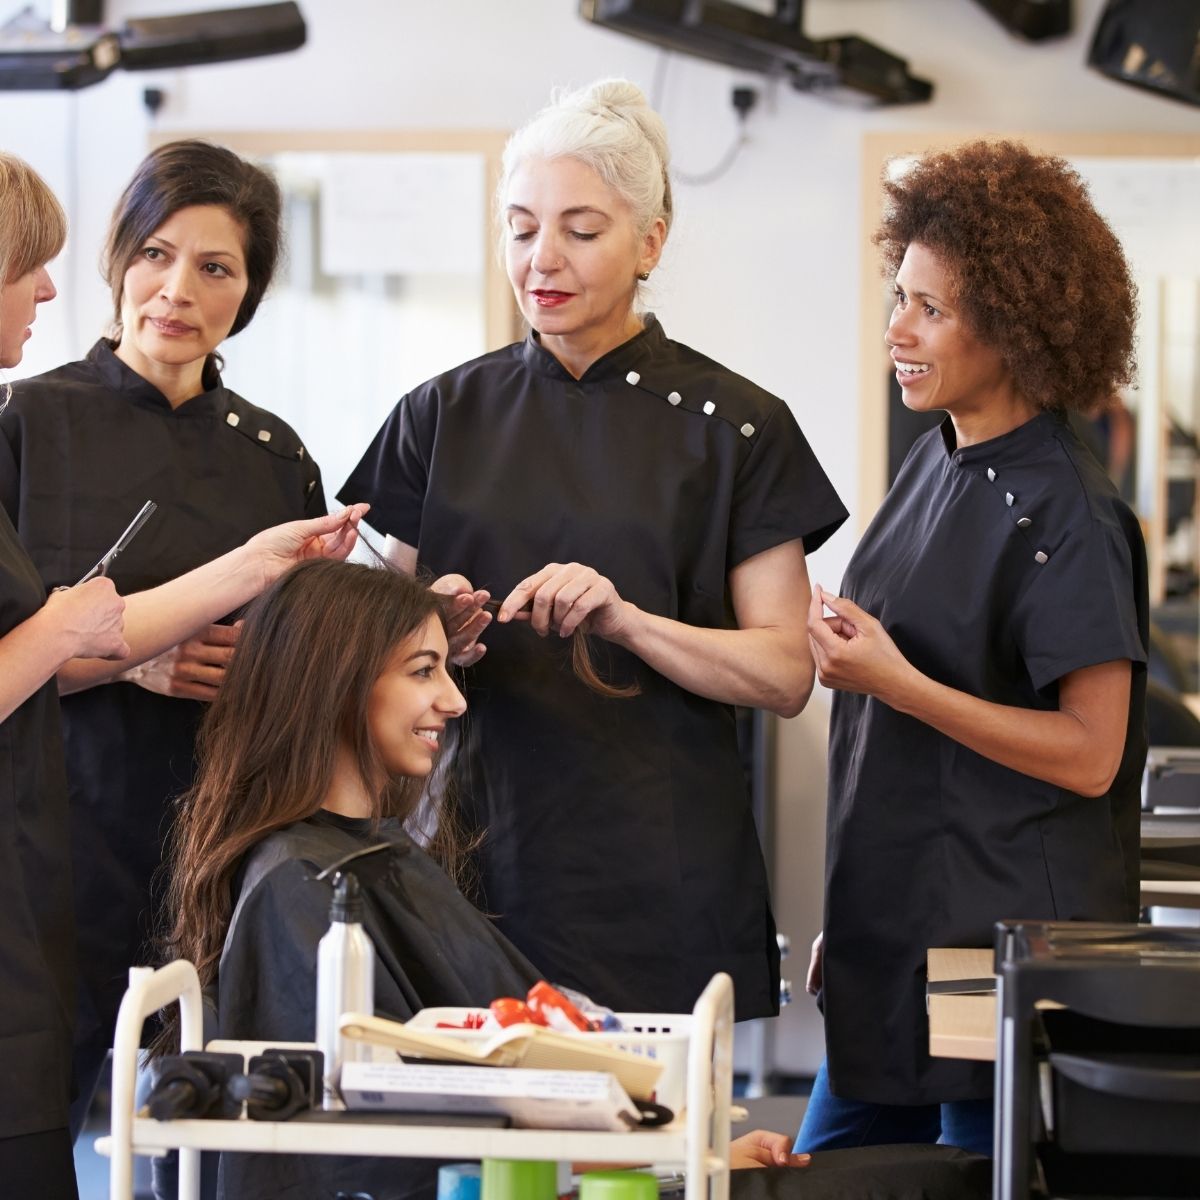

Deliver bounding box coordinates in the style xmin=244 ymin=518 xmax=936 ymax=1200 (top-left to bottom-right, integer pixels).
xmin=154 ymin=559 xmax=811 ymax=1199
xmin=152 ymin=559 xmax=538 ymax=1198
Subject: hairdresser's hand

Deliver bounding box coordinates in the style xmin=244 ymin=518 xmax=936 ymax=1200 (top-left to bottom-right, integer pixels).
xmin=244 ymin=505 xmax=370 ymax=587
xmin=806 ymin=930 xmax=823 ymax=997
xmin=118 ymin=621 xmax=242 ymax=701
xmin=729 ymin=1130 xmax=812 ymax=1170
xmin=42 ymin=577 xmax=129 ymax=661
xmin=807 ymin=584 xmax=917 ymax=703
xmin=497 ymin=562 xmax=632 ymax=641
xmin=432 ymin=573 xmax=491 ymax=668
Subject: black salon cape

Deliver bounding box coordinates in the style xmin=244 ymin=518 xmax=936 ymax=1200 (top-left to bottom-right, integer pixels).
xmin=340 ymin=317 xmax=847 ymax=1020
xmin=823 ymin=413 xmax=1148 ymax=1106
xmin=0 ymin=509 xmax=76 ymax=1139
xmin=0 ymin=340 xmax=326 ymax=1055
xmin=731 ymin=1145 xmax=990 ymax=1200
xmin=210 ymin=810 xmax=542 ymax=1200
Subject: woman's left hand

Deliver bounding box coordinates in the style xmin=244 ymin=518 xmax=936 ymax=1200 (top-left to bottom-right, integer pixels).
xmin=431 ymin=573 xmax=492 ymax=667
xmin=728 ymin=1130 xmax=812 ymax=1170
xmin=807 ymin=584 xmax=915 ymax=701
xmin=119 ymin=621 xmax=241 ymax=700
xmin=244 ymin=504 xmax=369 ymax=585
xmin=497 ymin=562 xmax=632 ymax=641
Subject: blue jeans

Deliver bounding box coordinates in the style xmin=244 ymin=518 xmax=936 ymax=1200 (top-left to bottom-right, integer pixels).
xmin=795 ymin=1060 xmax=994 ymax=1157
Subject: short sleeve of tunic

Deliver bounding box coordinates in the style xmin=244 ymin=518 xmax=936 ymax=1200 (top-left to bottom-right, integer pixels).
xmin=340 ymin=393 xmax=431 ymax=548
xmin=728 ymin=400 xmax=846 ymax=566
xmin=1011 ymin=510 xmax=1146 ymax=692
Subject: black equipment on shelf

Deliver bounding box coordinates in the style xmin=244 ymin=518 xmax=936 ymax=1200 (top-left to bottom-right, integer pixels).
xmin=994 ymin=920 xmax=1200 ymax=1200
xmin=142 ymin=1051 xmax=244 ymax=1121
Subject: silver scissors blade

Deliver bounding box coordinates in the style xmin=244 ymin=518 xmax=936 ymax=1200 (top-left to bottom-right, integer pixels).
xmin=75 ymin=500 xmax=158 ymax=585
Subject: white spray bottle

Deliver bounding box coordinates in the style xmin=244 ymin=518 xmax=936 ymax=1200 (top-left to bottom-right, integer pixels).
xmin=315 ymin=870 xmax=375 ymax=1110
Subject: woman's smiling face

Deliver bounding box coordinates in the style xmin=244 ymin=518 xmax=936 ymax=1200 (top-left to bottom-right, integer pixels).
xmin=885 ymin=241 xmax=1014 ymax=422
xmin=366 ymin=615 xmax=467 ymax=778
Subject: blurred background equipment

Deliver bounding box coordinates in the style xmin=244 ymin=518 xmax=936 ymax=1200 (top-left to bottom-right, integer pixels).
xmin=0 ymin=0 xmax=305 ymax=90
xmin=1088 ymin=0 xmax=1200 ymax=109
xmin=579 ymin=0 xmax=933 ymax=107
xmin=969 ymin=0 xmax=1072 ymax=41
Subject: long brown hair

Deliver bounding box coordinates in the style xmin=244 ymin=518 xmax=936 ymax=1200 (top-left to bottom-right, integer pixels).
xmin=158 ymin=560 xmax=468 ymax=1044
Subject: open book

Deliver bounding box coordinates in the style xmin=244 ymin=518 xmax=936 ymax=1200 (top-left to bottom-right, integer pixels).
xmin=339 ymin=1012 xmax=663 ymax=1101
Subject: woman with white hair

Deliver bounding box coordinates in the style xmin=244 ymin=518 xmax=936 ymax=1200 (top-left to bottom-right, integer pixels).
xmin=0 ymin=151 xmax=363 ymax=1195
xmin=342 ymin=79 xmax=847 ymax=1021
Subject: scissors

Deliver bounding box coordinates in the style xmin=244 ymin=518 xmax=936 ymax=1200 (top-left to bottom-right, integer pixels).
xmin=73 ymin=500 xmax=158 ymax=586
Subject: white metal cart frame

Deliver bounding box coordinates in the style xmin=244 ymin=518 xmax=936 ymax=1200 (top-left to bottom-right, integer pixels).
xmin=98 ymin=964 xmax=735 ymax=1200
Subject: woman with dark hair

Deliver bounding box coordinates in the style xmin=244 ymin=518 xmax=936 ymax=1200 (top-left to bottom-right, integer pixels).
xmin=0 ymin=138 xmax=328 ymax=1134
xmin=157 ymin=559 xmax=535 ymax=1200
xmin=798 ymin=141 xmax=1147 ymax=1154
xmin=156 ymin=558 xmax=818 ymax=1200
xmin=0 ymin=145 xmax=364 ymax=1198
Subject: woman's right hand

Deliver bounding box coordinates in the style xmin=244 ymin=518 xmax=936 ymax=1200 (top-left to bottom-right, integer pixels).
xmin=728 ymin=1130 xmax=812 ymax=1169
xmin=806 ymin=930 xmax=824 ymax=996
xmin=44 ymin=577 xmax=129 ymax=660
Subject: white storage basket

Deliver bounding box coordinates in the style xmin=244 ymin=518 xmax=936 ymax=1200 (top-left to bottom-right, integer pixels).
xmin=405 ymin=1006 xmax=693 ymax=1113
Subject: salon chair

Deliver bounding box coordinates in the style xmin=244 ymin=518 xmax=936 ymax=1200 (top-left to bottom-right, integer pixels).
xmin=993 ymin=920 xmax=1200 ymax=1200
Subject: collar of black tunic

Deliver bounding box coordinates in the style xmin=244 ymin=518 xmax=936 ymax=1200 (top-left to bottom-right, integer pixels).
xmin=940 ymin=410 xmax=1065 ymax=473
xmin=86 ymin=338 xmax=226 ymax=415
xmin=308 ymin=808 xmax=402 ymax=838
xmin=520 ymin=313 xmax=665 ymax=383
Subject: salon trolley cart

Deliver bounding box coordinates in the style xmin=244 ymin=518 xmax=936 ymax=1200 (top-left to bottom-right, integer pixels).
xmin=97 ymin=962 xmax=737 ymax=1200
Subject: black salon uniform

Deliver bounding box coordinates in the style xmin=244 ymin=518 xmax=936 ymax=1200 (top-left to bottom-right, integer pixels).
xmin=823 ymin=413 xmax=1147 ymax=1105
xmin=0 ymin=340 xmax=326 ymax=1085
xmin=340 ymin=317 xmax=847 ymax=1020
xmin=0 ymin=509 xmax=77 ymax=1157
xmin=210 ymin=810 xmax=541 ymax=1200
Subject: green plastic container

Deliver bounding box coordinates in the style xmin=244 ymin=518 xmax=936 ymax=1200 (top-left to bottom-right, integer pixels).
xmin=480 ymin=1158 xmax=558 ymax=1200
xmin=578 ymin=1169 xmax=659 ymax=1199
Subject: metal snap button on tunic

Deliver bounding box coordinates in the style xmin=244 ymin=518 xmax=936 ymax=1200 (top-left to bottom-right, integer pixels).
xmin=226 ymin=412 xmax=240 ymax=427
xmin=667 ymin=391 xmax=682 ymax=406
xmin=703 ymin=400 xmax=716 ymax=415
xmin=987 ymin=467 xmax=996 ymax=481
xmin=1006 ymin=491 xmax=1015 ymax=506
xmin=740 ymin=423 xmax=755 ymax=438
xmin=1035 ymin=550 xmax=1049 ymax=563
xmin=625 ymin=371 xmax=640 ymax=386
xmin=1017 ymin=517 xmax=1032 ymax=529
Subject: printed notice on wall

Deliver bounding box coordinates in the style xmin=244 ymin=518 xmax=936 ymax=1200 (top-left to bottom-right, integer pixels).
xmin=1074 ymin=158 xmax=1200 ymax=277
xmin=319 ymin=153 xmax=486 ymax=276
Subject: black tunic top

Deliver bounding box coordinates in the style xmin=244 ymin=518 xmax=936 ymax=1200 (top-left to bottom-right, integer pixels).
xmin=340 ymin=317 xmax=847 ymax=1019
xmin=0 ymin=509 xmax=75 ymax=1138
xmin=823 ymin=413 xmax=1148 ymax=1105
xmin=0 ymin=340 xmax=326 ymax=1045
xmin=213 ymin=810 xmax=542 ymax=1200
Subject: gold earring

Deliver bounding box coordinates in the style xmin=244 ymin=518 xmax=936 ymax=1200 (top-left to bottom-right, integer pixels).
xmin=637 ymin=271 xmax=651 ymax=282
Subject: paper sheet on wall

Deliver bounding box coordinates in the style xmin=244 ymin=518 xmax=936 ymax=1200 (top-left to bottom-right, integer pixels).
xmin=319 ymin=153 xmax=485 ymax=275
xmin=1074 ymin=158 xmax=1200 ymax=277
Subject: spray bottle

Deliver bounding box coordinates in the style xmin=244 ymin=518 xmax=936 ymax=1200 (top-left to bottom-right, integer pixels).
xmin=315 ymin=870 xmax=375 ymax=1110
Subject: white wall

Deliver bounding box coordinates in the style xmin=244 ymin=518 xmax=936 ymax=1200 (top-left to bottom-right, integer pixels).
xmin=3 ymin=0 xmax=1198 ymax=1075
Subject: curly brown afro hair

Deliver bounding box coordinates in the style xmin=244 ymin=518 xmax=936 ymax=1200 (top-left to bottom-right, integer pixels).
xmin=875 ymin=139 xmax=1137 ymax=414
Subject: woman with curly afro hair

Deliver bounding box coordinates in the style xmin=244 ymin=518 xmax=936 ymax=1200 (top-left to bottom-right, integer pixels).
xmin=798 ymin=140 xmax=1148 ymax=1155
